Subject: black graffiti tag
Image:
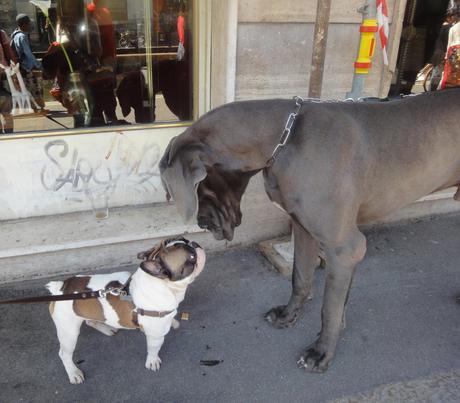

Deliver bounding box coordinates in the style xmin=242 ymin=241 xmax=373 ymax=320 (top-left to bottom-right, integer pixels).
xmin=40 ymin=139 xmax=160 ymax=197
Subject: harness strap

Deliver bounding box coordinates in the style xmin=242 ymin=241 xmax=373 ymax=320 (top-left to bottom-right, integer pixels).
xmin=132 ymin=308 xmax=174 ymax=328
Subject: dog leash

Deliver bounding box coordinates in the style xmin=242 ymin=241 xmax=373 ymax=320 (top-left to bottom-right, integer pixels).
xmin=0 ymin=237 xmax=194 ymax=316
xmin=0 ymin=283 xmax=130 ymax=305
xmin=0 ymin=276 xmax=174 ymax=323
xmin=266 ymin=96 xmax=304 ymax=167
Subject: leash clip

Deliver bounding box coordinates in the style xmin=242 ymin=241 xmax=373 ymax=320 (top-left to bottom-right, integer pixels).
xmin=98 ymin=287 xmax=127 ymax=299
xmin=98 ymin=289 xmax=108 ymax=298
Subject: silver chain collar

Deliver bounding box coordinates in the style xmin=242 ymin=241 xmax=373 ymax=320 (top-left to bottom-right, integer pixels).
xmin=264 ymin=94 xmax=387 ymax=168
xmin=266 ymin=96 xmax=304 ymax=167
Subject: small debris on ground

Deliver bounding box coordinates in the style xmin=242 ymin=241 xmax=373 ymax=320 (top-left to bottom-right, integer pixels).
xmin=181 ymin=312 xmax=190 ymax=321
xmin=200 ymin=360 xmax=223 ymax=366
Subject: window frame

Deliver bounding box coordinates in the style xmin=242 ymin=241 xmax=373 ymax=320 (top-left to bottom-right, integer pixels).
xmin=0 ymin=0 xmax=210 ymax=141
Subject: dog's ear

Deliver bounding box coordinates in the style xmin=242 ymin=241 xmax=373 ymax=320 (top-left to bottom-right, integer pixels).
xmin=137 ymin=244 xmax=162 ymax=260
xmin=140 ymin=260 xmax=169 ymax=279
xmin=160 ymin=137 xmax=207 ymax=223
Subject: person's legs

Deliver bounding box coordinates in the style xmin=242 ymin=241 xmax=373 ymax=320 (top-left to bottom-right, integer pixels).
xmin=0 ymin=91 xmax=14 ymax=134
xmin=2 ymin=113 xmax=14 ymax=133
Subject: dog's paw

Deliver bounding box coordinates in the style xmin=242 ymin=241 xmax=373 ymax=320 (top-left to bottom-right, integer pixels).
xmin=67 ymin=367 xmax=85 ymax=384
xmin=171 ymin=318 xmax=180 ymax=330
xmin=145 ymin=355 xmax=162 ymax=371
xmin=297 ymin=343 xmax=332 ymax=373
xmin=264 ymin=305 xmax=300 ymax=328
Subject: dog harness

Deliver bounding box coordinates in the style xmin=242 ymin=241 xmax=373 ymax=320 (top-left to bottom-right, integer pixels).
xmin=0 ymin=237 xmax=198 ymax=327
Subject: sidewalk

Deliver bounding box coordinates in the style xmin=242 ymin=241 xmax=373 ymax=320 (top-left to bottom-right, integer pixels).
xmin=1 ymin=213 xmax=459 ymax=402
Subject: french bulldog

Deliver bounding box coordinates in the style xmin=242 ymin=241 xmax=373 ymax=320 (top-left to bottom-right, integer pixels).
xmin=47 ymin=237 xmax=205 ymax=384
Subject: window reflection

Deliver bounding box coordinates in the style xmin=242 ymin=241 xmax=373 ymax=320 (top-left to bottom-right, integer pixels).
xmin=0 ymin=0 xmax=193 ymax=135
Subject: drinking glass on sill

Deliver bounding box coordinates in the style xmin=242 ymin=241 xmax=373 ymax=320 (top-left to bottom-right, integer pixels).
xmin=89 ymin=192 xmax=109 ymax=220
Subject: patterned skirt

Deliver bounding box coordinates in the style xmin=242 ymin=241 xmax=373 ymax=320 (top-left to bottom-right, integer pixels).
xmin=441 ymin=44 xmax=460 ymax=89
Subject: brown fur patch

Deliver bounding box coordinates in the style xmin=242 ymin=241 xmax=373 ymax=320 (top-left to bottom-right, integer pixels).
xmin=159 ymin=246 xmax=189 ymax=269
xmin=107 ymin=294 xmax=137 ymax=329
xmin=61 ymin=276 xmax=91 ymax=293
xmin=68 ymin=279 xmax=137 ymax=327
xmin=74 ymin=299 xmax=106 ymax=322
xmin=59 ymin=276 xmax=105 ymax=322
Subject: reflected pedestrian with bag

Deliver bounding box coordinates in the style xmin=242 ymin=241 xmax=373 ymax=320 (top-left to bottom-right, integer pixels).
xmin=0 ymin=28 xmax=15 ymax=133
xmin=11 ymin=14 xmax=45 ymax=110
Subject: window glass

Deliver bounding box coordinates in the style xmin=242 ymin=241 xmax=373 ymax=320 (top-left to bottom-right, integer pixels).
xmin=0 ymin=0 xmax=193 ymax=135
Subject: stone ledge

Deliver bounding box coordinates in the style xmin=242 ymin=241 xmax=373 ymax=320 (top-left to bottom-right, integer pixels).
xmin=0 ymin=176 xmax=290 ymax=283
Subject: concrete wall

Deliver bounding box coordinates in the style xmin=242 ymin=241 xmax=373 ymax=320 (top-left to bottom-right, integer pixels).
xmin=235 ymin=0 xmax=399 ymax=100
xmin=0 ymin=128 xmax=182 ymax=220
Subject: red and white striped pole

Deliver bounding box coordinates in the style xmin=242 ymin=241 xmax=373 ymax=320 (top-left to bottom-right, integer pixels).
xmin=377 ymin=0 xmax=390 ymax=66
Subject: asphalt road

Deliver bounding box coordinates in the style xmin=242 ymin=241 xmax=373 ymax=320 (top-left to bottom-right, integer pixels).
xmin=1 ymin=214 xmax=459 ymax=402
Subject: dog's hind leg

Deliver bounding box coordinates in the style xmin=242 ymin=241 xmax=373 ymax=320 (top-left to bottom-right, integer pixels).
xmin=265 ymin=221 xmax=319 ymax=328
xmin=85 ymin=320 xmax=119 ymax=336
xmin=298 ymin=227 xmax=366 ymax=373
xmin=50 ymin=302 xmax=85 ymax=384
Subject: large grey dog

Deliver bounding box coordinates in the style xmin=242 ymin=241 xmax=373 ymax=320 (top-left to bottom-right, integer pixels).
xmin=159 ymin=89 xmax=460 ymax=372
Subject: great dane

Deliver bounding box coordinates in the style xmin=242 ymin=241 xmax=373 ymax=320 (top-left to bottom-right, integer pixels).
xmin=159 ymin=89 xmax=460 ymax=372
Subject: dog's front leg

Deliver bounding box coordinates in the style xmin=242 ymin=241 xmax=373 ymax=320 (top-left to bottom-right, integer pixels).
xmin=51 ymin=309 xmax=85 ymax=384
xmin=144 ymin=333 xmax=165 ymax=371
xmin=298 ymin=229 xmax=366 ymax=372
xmin=265 ymin=222 xmax=319 ymax=328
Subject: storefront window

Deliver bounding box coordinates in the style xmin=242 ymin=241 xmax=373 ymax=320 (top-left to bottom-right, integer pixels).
xmin=0 ymin=0 xmax=194 ymax=135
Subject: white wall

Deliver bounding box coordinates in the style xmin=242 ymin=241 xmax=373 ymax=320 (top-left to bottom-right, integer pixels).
xmin=0 ymin=127 xmax=182 ymax=220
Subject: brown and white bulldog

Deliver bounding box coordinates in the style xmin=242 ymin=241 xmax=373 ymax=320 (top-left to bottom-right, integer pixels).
xmin=47 ymin=237 xmax=205 ymax=384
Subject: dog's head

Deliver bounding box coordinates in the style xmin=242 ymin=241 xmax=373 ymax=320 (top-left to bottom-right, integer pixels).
xmin=159 ymin=133 xmax=256 ymax=241
xmin=137 ymin=237 xmax=205 ymax=282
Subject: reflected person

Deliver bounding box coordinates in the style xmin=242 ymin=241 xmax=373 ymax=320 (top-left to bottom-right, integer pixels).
xmin=11 ymin=14 xmax=45 ymax=110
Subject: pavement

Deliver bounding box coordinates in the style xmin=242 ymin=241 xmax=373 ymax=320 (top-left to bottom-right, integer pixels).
xmin=0 ymin=213 xmax=459 ymax=403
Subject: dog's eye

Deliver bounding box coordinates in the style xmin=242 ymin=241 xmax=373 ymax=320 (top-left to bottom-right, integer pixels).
xmin=157 ymin=257 xmax=172 ymax=278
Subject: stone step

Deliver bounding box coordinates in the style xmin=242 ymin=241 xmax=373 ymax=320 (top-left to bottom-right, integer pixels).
xmin=0 ymin=184 xmax=290 ymax=283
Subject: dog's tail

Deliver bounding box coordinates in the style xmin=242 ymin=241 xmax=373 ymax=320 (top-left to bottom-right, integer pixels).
xmin=46 ymin=281 xmax=64 ymax=295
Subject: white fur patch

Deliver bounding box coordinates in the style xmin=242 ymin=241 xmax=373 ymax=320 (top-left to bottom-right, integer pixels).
xmin=46 ymin=281 xmax=64 ymax=295
xmin=86 ymin=272 xmax=132 ymax=328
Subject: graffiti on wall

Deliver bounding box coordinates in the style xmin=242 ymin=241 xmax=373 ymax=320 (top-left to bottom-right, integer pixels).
xmin=40 ymin=136 xmax=162 ymax=214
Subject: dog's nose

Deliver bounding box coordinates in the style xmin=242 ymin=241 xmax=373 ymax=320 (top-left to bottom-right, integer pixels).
xmin=189 ymin=241 xmax=201 ymax=249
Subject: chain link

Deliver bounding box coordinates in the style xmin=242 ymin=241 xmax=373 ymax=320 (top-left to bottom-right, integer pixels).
xmin=266 ymin=96 xmax=304 ymax=167
xmin=98 ymin=287 xmax=128 ymax=298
